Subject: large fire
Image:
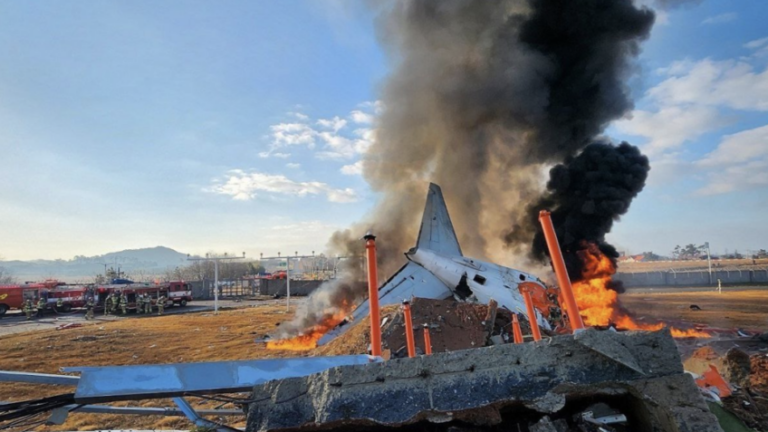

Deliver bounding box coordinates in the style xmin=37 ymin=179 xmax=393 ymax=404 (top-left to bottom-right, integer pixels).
xmin=570 ymin=243 xmax=709 ymax=338
xmin=266 ymin=303 xmax=352 ymax=351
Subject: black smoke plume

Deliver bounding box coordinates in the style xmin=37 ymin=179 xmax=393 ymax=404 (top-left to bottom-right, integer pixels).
xmin=276 ymin=0 xmax=656 ymax=339
xmin=515 ymin=142 xmax=650 ymax=283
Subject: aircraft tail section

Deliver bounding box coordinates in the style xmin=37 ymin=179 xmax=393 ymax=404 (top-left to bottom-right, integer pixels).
xmin=416 ymin=183 xmax=462 ymax=257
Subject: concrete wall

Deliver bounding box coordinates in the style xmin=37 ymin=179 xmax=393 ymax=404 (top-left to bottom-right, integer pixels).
xmin=258 ymin=280 xmax=324 ymax=296
xmin=616 ymin=269 xmax=768 ymax=288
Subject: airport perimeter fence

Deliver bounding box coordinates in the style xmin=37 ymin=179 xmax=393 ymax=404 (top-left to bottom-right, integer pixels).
xmin=615 ymin=268 xmax=768 ymax=288
xmin=188 ymin=279 xmax=261 ymax=299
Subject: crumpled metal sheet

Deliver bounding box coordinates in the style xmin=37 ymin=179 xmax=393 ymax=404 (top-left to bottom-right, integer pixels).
xmin=63 ymin=355 xmax=379 ymax=403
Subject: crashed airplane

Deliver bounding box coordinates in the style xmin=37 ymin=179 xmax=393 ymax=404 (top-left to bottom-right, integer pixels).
xmin=320 ymin=183 xmax=551 ymax=345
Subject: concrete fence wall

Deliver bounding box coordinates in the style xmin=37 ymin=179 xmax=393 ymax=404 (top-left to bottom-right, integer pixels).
xmin=188 ymin=279 xmax=261 ymax=299
xmin=258 ymin=280 xmax=325 ymax=297
xmin=616 ymin=268 xmax=768 ymax=288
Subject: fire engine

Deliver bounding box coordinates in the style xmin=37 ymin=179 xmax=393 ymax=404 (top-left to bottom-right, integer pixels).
xmin=93 ymin=281 xmax=192 ymax=311
xmin=0 ymin=280 xmax=192 ymax=315
xmin=0 ymin=280 xmax=76 ymax=315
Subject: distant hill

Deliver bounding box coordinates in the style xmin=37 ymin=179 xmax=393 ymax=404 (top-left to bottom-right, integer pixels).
xmin=0 ymin=246 xmax=189 ymax=283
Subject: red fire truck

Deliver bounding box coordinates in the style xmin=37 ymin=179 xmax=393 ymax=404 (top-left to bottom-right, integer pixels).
xmin=93 ymin=281 xmax=192 ymax=311
xmin=0 ymin=280 xmax=191 ymax=315
xmin=0 ymin=280 xmax=79 ymax=315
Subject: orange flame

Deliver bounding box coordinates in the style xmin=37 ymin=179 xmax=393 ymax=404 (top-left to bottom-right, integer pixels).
xmin=266 ymin=302 xmax=352 ymax=351
xmin=570 ymin=243 xmax=709 ymax=338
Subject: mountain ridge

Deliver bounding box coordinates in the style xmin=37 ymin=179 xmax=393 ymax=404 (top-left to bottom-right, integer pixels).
xmin=0 ymin=246 xmax=190 ymax=282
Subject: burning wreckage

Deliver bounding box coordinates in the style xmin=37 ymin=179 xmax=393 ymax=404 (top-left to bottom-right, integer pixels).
xmin=0 ymin=183 xmax=728 ymax=432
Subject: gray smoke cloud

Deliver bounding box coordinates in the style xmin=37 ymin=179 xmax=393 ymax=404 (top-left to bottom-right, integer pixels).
xmin=275 ymin=0 xmax=655 ymax=339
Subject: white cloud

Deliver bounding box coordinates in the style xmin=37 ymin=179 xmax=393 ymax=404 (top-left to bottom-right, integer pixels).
xmin=340 ymin=160 xmax=363 ymax=175
xmin=615 ymin=105 xmax=728 ymax=154
xmin=745 ymin=37 xmax=768 ymax=50
xmin=649 ymin=58 xmax=768 ymax=111
xmin=270 ymin=122 xmax=317 ymax=149
xmin=350 ymin=110 xmax=374 ymax=124
xmin=698 ymin=124 xmax=768 ymax=166
xmin=694 ymin=124 xmax=768 ymax=195
xmin=317 ymin=116 xmax=347 ymax=132
xmin=209 ymin=170 xmax=357 ymax=203
xmin=286 ymin=162 xmax=301 ymax=169
xmin=614 ymin=54 xmax=768 ymax=193
xmin=289 ymin=112 xmax=309 ymax=120
xmin=701 ymin=12 xmax=737 ymax=25
xmin=359 ymin=100 xmax=384 ymax=114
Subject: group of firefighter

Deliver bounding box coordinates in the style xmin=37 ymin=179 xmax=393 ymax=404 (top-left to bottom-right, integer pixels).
xmin=22 ymin=291 xmax=167 ymax=320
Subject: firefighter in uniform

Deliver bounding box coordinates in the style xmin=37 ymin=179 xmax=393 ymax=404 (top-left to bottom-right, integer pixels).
xmin=104 ymin=293 xmax=112 ymax=316
xmin=85 ymin=297 xmax=95 ymax=320
xmin=120 ymin=293 xmax=128 ymax=315
xmin=23 ymin=299 xmax=33 ymax=320
xmin=36 ymin=297 xmax=46 ymax=318
xmin=136 ymin=294 xmax=144 ymax=315
xmin=146 ymin=295 xmax=153 ymax=314
xmin=56 ymin=297 xmax=64 ymax=312
xmin=156 ymin=295 xmax=165 ymax=315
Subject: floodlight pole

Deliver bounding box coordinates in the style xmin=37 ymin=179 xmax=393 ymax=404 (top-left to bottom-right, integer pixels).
xmin=705 ymin=242 xmax=713 ymax=285
xmin=187 ymin=252 xmax=245 ymax=314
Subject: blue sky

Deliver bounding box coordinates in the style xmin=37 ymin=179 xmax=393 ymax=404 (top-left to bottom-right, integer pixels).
xmin=1 ymin=0 xmax=766 ymax=261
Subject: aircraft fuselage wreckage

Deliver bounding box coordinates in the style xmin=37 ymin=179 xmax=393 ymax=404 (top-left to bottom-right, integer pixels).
xmin=319 ymin=182 xmax=552 ymax=346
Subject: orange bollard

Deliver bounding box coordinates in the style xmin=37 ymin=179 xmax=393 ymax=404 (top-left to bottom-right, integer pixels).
xmin=538 ymin=210 xmax=585 ymax=331
xmin=422 ymin=324 xmax=432 ymax=355
xmin=364 ymin=232 xmax=382 ymax=357
xmin=519 ymin=283 xmax=542 ymax=341
xmin=512 ymin=314 xmax=524 ymax=344
xmin=402 ymin=300 xmax=416 ymax=358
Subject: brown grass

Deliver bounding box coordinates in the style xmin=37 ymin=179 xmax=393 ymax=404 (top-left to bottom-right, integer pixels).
xmin=0 ymin=304 xmax=308 ymax=431
xmin=4 ymin=290 xmax=768 ymax=431
xmin=621 ymin=289 xmax=768 ymax=330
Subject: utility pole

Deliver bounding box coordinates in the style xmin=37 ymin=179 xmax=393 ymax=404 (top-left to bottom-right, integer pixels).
xmin=187 ymin=252 xmax=245 ymax=314
xmin=261 ymin=252 xmax=316 ymax=311
xmin=704 ymin=242 xmax=713 ymax=285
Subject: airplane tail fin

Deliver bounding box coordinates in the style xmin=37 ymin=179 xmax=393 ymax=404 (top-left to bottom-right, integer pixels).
xmin=415 ymin=183 xmax=463 ymax=257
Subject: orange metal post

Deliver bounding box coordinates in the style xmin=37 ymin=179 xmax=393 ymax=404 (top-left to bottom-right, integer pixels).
xmin=519 ymin=284 xmax=542 ymax=341
xmin=364 ymin=233 xmax=382 ymax=357
xmin=538 ymin=210 xmax=585 ymax=331
xmin=512 ymin=313 xmax=524 ymax=344
xmin=402 ymin=300 xmax=416 ymax=358
xmin=422 ymin=324 xmax=432 ymax=355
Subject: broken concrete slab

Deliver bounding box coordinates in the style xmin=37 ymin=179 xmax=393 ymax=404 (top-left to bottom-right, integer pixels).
xmin=246 ymin=329 xmax=723 ymax=432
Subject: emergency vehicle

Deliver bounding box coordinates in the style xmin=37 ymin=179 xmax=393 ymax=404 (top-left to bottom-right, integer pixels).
xmin=0 ymin=280 xmax=191 ymax=315
xmin=0 ymin=280 xmax=79 ymax=315
xmin=93 ymin=281 xmax=192 ymax=311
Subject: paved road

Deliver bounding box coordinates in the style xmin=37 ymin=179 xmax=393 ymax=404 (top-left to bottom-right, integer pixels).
xmin=0 ymin=298 xmax=304 ymax=337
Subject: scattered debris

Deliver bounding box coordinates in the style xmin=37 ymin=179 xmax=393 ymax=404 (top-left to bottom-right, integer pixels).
xmin=55 ymin=323 xmax=83 ymax=330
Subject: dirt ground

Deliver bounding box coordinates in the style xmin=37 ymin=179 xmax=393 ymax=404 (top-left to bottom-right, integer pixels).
xmin=3 ymin=289 xmax=768 ymax=431
xmin=621 ymin=289 xmax=768 ymax=330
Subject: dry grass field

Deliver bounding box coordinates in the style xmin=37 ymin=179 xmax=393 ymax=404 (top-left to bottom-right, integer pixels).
xmin=622 ymin=289 xmax=768 ymax=330
xmin=0 ymin=304 xmax=305 ymax=431
xmin=3 ymin=289 xmax=768 ymax=431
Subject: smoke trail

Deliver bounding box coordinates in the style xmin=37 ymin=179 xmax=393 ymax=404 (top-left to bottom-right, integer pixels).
xmin=277 ymin=0 xmax=656 ymax=337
